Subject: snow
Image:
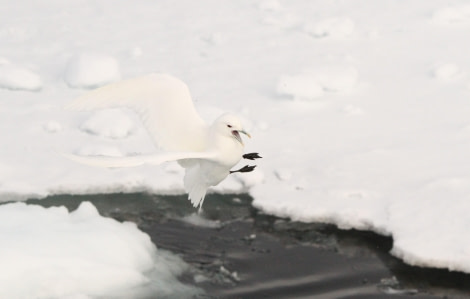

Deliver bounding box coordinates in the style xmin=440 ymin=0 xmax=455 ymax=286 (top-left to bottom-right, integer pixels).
xmin=0 ymin=63 xmax=42 ymax=91
xmin=79 ymin=109 xmax=136 ymax=139
xmin=0 ymin=202 xmax=197 ymax=299
xmin=277 ymin=66 xmax=359 ymax=100
xmin=1 ymin=0 xmax=470 ymax=287
xmin=43 ymin=121 xmax=62 ymax=133
xmin=258 ymin=0 xmax=283 ymax=13
xmin=432 ymin=4 xmax=470 ymax=25
xmin=305 ymin=17 xmax=356 ymax=39
xmin=64 ymin=53 xmax=121 ymax=89
xmin=432 ymin=63 xmax=463 ymax=81
xmin=74 ymin=145 xmax=124 ymax=158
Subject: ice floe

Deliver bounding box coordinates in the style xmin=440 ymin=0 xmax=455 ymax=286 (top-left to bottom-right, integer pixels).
xmin=0 ymin=202 xmax=198 ymax=298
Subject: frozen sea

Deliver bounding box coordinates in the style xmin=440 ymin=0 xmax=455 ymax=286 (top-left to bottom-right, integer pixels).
xmin=1 ymin=0 xmax=470 ymax=297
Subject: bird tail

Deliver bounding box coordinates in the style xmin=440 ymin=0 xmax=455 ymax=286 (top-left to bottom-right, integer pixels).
xmin=190 ymin=185 xmax=207 ymax=213
xmin=183 ymin=164 xmax=209 ymax=212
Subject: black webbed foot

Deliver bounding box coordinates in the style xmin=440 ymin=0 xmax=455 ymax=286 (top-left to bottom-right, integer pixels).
xmin=230 ymin=165 xmax=256 ymax=174
xmin=243 ymin=153 xmax=262 ymax=160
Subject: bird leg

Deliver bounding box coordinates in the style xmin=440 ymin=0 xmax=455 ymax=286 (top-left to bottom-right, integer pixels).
xmin=231 ymin=154 xmax=261 ymax=174
xmin=243 ymin=153 xmax=262 ymax=160
xmin=230 ymin=165 xmax=256 ymax=174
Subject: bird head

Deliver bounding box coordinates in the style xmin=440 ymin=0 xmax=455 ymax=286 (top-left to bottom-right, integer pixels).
xmin=213 ymin=113 xmax=250 ymax=146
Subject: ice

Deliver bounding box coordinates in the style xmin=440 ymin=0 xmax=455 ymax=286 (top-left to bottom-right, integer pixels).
xmin=64 ymin=53 xmax=121 ymax=89
xmin=0 ymin=64 xmax=42 ymax=91
xmin=387 ymin=176 xmax=470 ymax=272
xmin=219 ymin=266 xmax=240 ymax=282
xmin=1 ymin=0 xmax=470 ymax=279
xmin=80 ymin=109 xmax=136 ymax=139
xmin=181 ymin=213 xmax=221 ymax=228
xmin=0 ymin=202 xmax=197 ymax=299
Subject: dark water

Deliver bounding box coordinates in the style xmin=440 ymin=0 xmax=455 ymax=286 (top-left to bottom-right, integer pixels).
xmin=26 ymin=193 xmax=470 ymax=298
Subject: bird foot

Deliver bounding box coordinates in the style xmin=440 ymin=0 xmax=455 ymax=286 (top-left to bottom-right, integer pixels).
xmin=230 ymin=165 xmax=256 ymax=174
xmin=243 ymin=153 xmax=262 ymax=160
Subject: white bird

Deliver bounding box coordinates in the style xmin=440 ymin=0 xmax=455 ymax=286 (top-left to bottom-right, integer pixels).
xmin=64 ymin=73 xmax=260 ymax=211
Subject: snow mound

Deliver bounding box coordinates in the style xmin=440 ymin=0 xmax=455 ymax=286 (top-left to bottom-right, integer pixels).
xmin=43 ymin=121 xmax=62 ymax=133
xmin=432 ymin=63 xmax=463 ymax=81
xmin=305 ymin=17 xmax=355 ymax=39
xmin=0 ymin=202 xmax=197 ymax=299
xmin=0 ymin=64 xmax=42 ymax=91
xmin=80 ymin=109 xmax=135 ymax=139
xmin=433 ymin=5 xmax=470 ymax=25
xmin=277 ymin=66 xmax=359 ymax=100
xmin=64 ymin=53 xmax=121 ymax=89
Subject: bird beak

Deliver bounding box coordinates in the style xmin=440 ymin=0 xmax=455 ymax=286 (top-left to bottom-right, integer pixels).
xmin=240 ymin=130 xmax=251 ymax=139
xmin=232 ymin=130 xmax=250 ymax=145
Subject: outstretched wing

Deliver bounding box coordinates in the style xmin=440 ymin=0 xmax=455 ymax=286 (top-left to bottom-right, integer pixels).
xmin=60 ymin=151 xmax=215 ymax=168
xmin=67 ymin=73 xmax=208 ymax=152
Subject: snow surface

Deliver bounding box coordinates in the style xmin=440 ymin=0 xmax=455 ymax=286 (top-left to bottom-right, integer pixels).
xmin=79 ymin=109 xmax=136 ymax=139
xmin=277 ymin=66 xmax=359 ymax=100
xmin=0 ymin=202 xmax=197 ymax=299
xmin=304 ymin=17 xmax=356 ymax=39
xmin=0 ymin=63 xmax=42 ymax=91
xmin=1 ymin=0 xmax=470 ymax=284
xmin=64 ymin=53 xmax=121 ymax=89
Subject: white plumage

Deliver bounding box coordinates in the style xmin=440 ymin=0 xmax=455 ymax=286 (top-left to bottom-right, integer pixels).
xmin=65 ymin=73 xmax=252 ymax=211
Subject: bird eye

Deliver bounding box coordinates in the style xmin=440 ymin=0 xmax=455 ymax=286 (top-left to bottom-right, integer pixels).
xmin=227 ymin=124 xmax=232 ymax=128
